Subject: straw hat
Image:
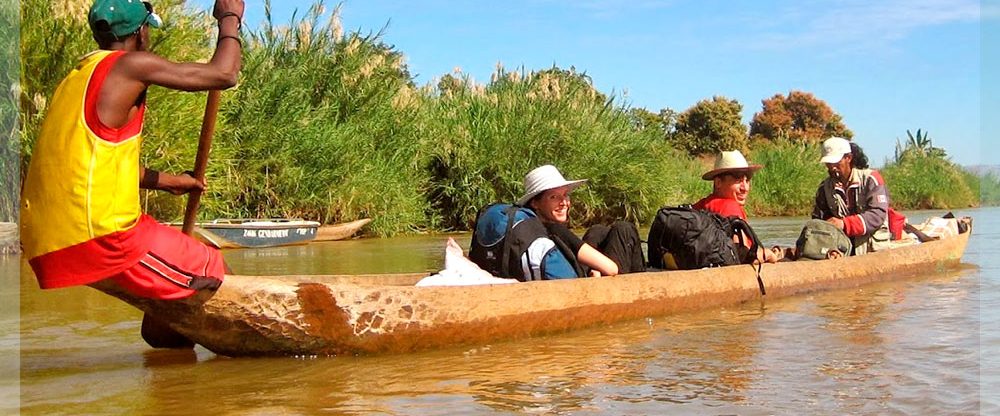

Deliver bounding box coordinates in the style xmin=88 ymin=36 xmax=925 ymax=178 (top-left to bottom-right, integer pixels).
xmin=517 ymin=165 xmax=587 ymax=206
xmin=701 ymin=150 xmax=763 ymax=180
xmin=820 ymin=137 xmax=852 ymax=164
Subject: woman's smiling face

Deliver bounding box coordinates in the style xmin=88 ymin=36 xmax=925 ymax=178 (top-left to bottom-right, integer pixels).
xmin=530 ymin=185 xmax=572 ymax=223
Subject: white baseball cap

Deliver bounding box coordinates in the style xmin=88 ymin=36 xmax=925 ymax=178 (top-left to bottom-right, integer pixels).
xmin=821 ymin=137 xmax=852 ymax=164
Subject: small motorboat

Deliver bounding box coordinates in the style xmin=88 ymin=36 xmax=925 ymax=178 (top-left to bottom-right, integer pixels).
xmin=191 ymin=218 xmax=321 ymax=249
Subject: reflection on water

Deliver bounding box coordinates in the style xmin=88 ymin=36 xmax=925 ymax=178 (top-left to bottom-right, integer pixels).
xmin=11 ymin=208 xmax=998 ymax=414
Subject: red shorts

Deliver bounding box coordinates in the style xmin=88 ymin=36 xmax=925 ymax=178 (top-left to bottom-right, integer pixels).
xmin=106 ymin=222 xmax=226 ymax=300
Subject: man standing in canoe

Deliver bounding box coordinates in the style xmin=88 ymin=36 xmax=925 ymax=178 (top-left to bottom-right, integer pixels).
xmin=20 ymin=0 xmax=243 ymax=342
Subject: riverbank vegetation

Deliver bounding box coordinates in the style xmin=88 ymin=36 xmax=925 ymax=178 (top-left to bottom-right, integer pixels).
xmin=1 ymin=0 xmax=18 ymax=225
xmin=17 ymin=0 xmax=999 ymax=235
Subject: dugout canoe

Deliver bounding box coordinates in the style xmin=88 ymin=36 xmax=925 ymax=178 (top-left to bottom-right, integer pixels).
xmin=189 ymin=219 xmax=320 ymax=249
xmin=314 ymin=218 xmax=372 ymax=242
xmin=92 ymin=217 xmax=972 ymax=357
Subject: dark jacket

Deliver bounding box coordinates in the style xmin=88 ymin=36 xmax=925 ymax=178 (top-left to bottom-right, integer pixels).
xmin=811 ymin=168 xmax=890 ymax=255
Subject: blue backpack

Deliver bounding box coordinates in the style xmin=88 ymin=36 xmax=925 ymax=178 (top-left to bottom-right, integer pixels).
xmin=469 ymin=204 xmax=583 ymax=281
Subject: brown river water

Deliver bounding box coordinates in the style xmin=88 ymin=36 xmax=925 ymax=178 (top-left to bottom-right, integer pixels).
xmin=5 ymin=208 xmax=998 ymax=415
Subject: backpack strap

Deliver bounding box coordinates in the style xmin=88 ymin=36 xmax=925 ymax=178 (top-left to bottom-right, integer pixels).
xmin=730 ymin=218 xmax=761 ymax=265
xmin=499 ymin=205 xmax=520 ymax=277
xmin=730 ymin=217 xmax=766 ymax=296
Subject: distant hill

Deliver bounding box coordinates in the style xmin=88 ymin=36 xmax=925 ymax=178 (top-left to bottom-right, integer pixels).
xmin=964 ymin=165 xmax=1000 ymax=177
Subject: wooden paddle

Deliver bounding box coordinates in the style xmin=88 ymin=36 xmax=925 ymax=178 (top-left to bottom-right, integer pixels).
xmin=182 ymin=89 xmax=222 ymax=234
xmin=141 ymin=90 xmax=222 ymax=349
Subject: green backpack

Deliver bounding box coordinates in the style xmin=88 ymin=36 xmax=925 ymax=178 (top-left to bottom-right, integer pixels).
xmin=796 ymin=219 xmax=853 ymax=260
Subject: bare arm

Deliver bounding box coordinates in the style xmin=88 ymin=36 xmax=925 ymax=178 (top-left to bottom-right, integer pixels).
xmin=96 ymin=1 xmax=245 ymax=128
xmin=120 ymin=5 xmax=244 ymax=91
xmin=140 ymin=167 xmax=205 ymax=195
xmin=577 ymin=243 xmax=619 ymax=277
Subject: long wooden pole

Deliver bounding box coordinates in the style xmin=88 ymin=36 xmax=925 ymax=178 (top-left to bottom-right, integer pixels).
xmin=181 ymin=90 xmax=222 ymax=234
xmin=142 ymin=89 xmax=221 ymax=349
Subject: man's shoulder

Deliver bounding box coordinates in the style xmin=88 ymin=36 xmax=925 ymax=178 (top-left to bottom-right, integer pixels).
xmin=854 ymin=168 xmax=885 ymax=187
xmin=699 ymin=196 xmax=746 ymax=219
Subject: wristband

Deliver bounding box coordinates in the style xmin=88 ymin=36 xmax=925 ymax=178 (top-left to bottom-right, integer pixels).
xmin=140 ymin=169 xmax=160 ymax=189
xmin=218 ymin=12 xmax=242 ymax=30
xmin=218 ymin=35 xmax=242 ymax=48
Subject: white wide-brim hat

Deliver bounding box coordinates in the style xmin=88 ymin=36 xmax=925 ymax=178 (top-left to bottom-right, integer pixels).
xmin=701 ymin=150 xmax=763 ymax=180
xmin=820 ymin=137 xmax=852 ymax=164
xmin=517 ymin=165 xmax=587 ymax=206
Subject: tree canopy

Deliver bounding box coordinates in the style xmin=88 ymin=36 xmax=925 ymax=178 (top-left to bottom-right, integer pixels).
xmin=749 ymin=90 xmax=852 ymax=144
xmin=670 ymin=96 xmax=747 ymax=156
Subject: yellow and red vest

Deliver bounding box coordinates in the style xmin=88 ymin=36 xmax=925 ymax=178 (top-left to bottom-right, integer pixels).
xmin=21 ymin=50 xmax=156 ymax=288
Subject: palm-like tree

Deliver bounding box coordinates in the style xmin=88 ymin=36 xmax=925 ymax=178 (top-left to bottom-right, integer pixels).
xmin=895 ymin=129 xmax=947 ymax=161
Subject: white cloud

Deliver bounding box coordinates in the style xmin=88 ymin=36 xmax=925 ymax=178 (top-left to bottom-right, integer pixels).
xmin=739 ymin=0 xmax=982 ymax=52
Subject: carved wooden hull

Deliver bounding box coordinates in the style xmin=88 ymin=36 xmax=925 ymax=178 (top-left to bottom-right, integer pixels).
xmin=314 ymin=218 xmax=372 ymax=241
xmin=94 ymin=219 xmax=972 ymax=357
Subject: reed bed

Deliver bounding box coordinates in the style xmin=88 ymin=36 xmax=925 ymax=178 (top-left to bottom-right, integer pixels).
xmin=419 ymin=66 xmax=705 ymax=230
xmin=883 ymin=154 xmax=979 ymax=209
xmin=17 ymin=0 xmax=996 ymax=237
xmin=1 ymin=0 xmax=18 ymax=224
xmin=214 ymin=2 xmax=432 ymax=235
xmin=745 ymin=141 xmax=826 ymax=216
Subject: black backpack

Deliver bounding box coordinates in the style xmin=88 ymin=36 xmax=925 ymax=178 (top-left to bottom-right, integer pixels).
xmin=469 ymin=203 xmax=584 ymax=281
xmin=647 ymin=205 xmax=760 ymax=270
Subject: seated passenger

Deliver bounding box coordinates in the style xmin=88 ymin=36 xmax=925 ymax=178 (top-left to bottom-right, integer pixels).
xmin=520 ymin=165 xmax=644 ymax=277
xmin=469 ymin=165 xmax=643 ymax=280
xmin=694 ymin=150 xmax=779 ymax=263
xmin=812 ymin=137 xmax=891 ymax=255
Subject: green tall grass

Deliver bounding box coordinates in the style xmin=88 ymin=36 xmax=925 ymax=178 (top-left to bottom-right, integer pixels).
xmin=974 ymin=172 xmax=1000 ymax=206
xmin=19 ymin=0 xmax=985 ymax=237
xmin=882 ymin=153 xmax=977 ymax=209
xmin=1 ymin=0 xmax=18 ymax=223
xmin=420 ymin=66 xmax=705 ymax=230
xmin=212 ymin=2 xmax=432 ymax=236
xmin=745 ymin=141 xmax=826 ymax=216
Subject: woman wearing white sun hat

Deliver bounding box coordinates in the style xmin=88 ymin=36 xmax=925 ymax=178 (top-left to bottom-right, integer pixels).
xmin=518 ymin=165 xmax=645 ymax=278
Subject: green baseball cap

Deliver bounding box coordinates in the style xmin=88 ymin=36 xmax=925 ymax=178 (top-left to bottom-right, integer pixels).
xmin=88 ymin=0 xmax=161 ymax=38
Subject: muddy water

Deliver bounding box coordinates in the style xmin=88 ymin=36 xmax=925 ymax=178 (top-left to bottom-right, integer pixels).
xmin=8 ymin=209 xmax=998 ymax=415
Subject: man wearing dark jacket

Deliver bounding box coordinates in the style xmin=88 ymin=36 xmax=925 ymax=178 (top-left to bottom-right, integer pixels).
xmin=812 ymin=137 xmax=892 ymax=255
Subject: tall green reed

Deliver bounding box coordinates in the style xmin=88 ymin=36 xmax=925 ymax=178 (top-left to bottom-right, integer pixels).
xmin=420 ymin=65 xmax=704 ymax=230
xmin=21 ymin=0 xmax=985 ymax=237
xmin=972 ymin=172 xmax=1000 ymax=206
xmin=216 ymin=1 xmax=431 ymax=235
xmin=1 ymin=0 xmax=19 ymax=223
xmin=882 ymin=154 xmax=977 ymax=209
xmin=745 ymin=140 xmax=826 ymax=216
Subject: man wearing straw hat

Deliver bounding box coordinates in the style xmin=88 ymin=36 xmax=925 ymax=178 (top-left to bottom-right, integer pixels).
xmin=694 ymin=150 xmax=762 ymax=220
xmin=694 ymin=150 xmax=779 ymax=263
xmin=21 ymin=1 xmax=243 ymax=311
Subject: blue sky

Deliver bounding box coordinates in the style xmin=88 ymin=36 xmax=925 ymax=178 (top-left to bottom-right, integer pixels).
xmin=192 ymin=0 xmax=998 ymax=166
